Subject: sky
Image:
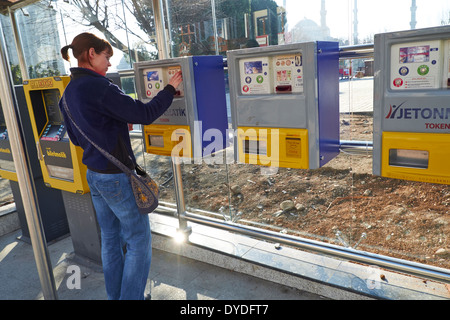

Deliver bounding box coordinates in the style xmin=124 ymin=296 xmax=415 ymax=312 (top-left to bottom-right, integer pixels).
xmin=275 ymin=0 xmax=450 ymax=42
xmin=59 ymin=0 xmax=450 ymax=70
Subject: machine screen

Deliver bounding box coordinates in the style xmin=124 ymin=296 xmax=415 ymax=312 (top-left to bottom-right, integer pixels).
xmin=40 ymin=89 xmax=67 ymax=141
xmin=244 ymin=61 xmax=263 ymax=74
xmin=147 ymin=71 xmax=159 ymax=81
xmin=43 ymin=89 xmax=63 ymax=124
xmin=399 ymin=46 xmax=430 ymax=63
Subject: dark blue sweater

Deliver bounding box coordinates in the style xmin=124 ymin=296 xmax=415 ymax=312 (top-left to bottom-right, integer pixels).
xmin=59 ymin=67 xmax=175 ymax=173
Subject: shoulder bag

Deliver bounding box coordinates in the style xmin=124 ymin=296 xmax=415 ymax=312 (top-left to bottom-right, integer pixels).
xmin=61 ymin=95 xmax=159 ymax=214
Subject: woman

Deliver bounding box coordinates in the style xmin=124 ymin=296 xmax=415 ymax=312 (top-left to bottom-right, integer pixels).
xmin=59 ymin=32 xmax=182 ymax=300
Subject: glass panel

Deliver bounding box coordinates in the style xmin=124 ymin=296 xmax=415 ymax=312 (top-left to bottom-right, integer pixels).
xmin=0 ymin=14 xmax=21 ymax=84
xmin=165 ymin=0 xmax=215 ymax=57
xmin=132 ymin=135 xmax=176 ymax=207
xmin=0 ymin=0 xmax=448 ymax=275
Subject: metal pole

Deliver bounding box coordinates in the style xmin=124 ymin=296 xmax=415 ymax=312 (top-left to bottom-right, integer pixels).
xmin=210 ymin=0 xmax=219 ymax=55
xmin=0 ymin=30 xmax=57 ymax=300
xmin=183 ymin=211 xmax=450 ymax=284
xmin=152 ymin=0 xmax=191 ymax=237
xmin=8 ymin=7 xmax=29 ymax=80
xmin=171 ymin=157 xmax=191 ymax=236
xmin=154 ymin=206 xmax=450 ymax=284
xmin=152 ymin=0 xmax=169 ymax=60
xmin=164 ymin=0 xmax=174 ymax=57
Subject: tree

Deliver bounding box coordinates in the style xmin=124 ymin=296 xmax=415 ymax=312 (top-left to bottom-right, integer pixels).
xmin=60 ymin=0 xmax=283 ymax=59
xmin=28 ymin=62 xmax=61 ymax=78
xmin=61 ymin=0 xmax=157 ymax=61
xmin=441 ymin=11 xmax=450 ymax=25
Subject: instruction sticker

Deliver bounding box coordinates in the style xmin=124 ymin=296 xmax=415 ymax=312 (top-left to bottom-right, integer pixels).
xmin=285 ymin=137 xmax=301 ymax=158
xmin=239 ymin=57 xmax=270 ymax=94
xmin=167 ymin=66 xmax=184 ymax=97
xmin=144 ymin=67 xmax=164 ymax=98
xmin=390 ymin=40 xmax=442 ymax=90
xmin=273 ymin=54 xmax=303 ymax=93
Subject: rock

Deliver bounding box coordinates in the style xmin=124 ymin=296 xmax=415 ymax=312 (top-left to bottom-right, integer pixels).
xmin=274 ymin=210 xmax=284 ymax=217
xmin=435 ymin=248 xmax=450 ymax=257
xmin=390 ymin=207 xmax=407 ymax=215
xmin=280 ymin=200 xmax=295 ymax=211
xmin=332 ymin=186 xmax=348 ymax=197
xmin=363 ymin=189 xmax=372 ymax=196
xmin=230 ymin=185 xmax=241 ymax=195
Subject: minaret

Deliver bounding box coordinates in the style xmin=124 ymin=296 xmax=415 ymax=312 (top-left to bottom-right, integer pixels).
xmin=320 ymin=0 xmax=330 ymax=38
xmin=321 ymin=0 xmax=327 ymax=29
xmin=410 ymin=0 xmax=417 ymax=29
xmin=353 ymin=0 xmax=358 ymax=44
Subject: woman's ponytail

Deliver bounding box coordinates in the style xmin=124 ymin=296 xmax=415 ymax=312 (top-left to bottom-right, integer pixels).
xmin=61 ymin=45 xmax=72 ymax=62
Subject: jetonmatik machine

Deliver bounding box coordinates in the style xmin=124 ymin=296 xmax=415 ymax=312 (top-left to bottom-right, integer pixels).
xmin=373 ymin=26 xmax=450 ymax=184
xmin=227 ymin=42 xmax=340 ymax=169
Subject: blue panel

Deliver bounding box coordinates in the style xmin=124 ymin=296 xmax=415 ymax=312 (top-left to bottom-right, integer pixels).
xmin=192 ymin=56 xmax=228 ymax=156
xmin=316 ymin=41 xmax=340 ymax=167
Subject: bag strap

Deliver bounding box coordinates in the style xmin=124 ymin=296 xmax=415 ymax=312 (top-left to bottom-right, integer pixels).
xmin=61 ymin=94 xmax=159 ymax=214
xmin=61 ymin=94 xmax=134 ymax=175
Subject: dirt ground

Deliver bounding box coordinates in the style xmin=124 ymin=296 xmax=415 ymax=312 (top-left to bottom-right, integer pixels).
xmin=2 ymin=113 xmax=448 ymax=271
xmin=153 ymin=114 xmax=450 ymax=270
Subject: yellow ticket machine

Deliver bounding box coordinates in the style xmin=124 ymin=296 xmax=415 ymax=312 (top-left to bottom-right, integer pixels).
xmin=1 ymin=85 xmax=68 ymax=243
xmin=24 ymin=76 xmax=89 ymax=193
xmin=24 ymin=76 xmax=101 ymax=264
xmin=134 ymin=56 xmax=228 ymax=160
xmin=373 ymin=26 xmax=450 ymax=184
xmin=0 ymin=107 xmax=16 ymax=181
xmin=227 ymin=42 xmax=340 ymax=169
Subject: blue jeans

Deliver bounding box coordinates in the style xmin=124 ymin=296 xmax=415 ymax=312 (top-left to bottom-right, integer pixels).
xmin=87 ymin=169 xmax=152 ymax=300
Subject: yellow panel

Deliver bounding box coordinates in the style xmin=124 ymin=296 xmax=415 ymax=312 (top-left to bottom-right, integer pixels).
xmin=40 ymin=143 xmax=89 ymax=193
xmin=382 ymin=131 xmax=450 ymax=185
xmin=23 ymin=76 xmax=90 ymax=194
xmin=237 ymin=127 xmax=309 ymax=169
xmin=143 ymin=124 xmax=192 ymax=158
xmin=0 ymin=146 xmax=17 ymax=181
xmin=0 ymin=170 xmax=17 ymax=182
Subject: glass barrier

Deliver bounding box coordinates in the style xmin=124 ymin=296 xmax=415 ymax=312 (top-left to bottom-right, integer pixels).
xmin=0 ymin=0 xmax=448 ymax=275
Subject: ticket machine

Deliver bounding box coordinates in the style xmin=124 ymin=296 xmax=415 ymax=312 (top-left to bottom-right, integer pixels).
xmin=134 ymin=56 xmax=228 ymax=160
xmin=373 ymin=26 xmax=450 ymax=184
xmin=0 ymin=106 xmax=15 ymax=181
xmin=227 ymin=42 xmax=340 ymax=169
xmin=24 ymin=76 xmax=89 ymax=193
xmin=0 ymin=85 xmax=68 ymax=243
xmin=24 ymin=76 xmax=101 ymax=263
